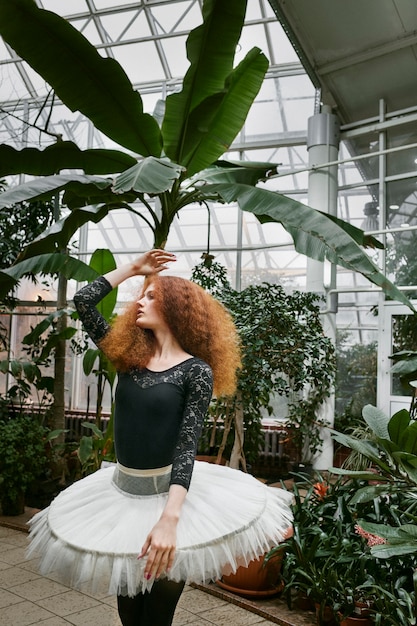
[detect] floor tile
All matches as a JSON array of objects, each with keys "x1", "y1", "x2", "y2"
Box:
[
  {"x1": 64, "y1": 603, "x2": 120, "y2": 626},
  {"x1": 0, "y1": 599, "x2": 54, "y2": 626},
  {"x1": 35, "y1": 618, "x2": 73, "y2": 626},
  {"x1": 0, "y1": 565, "x2": 41, "y2": 588},
  {"x1": 0, "y1": 545, "x2": 29, "y2": 565},
  {"x1": 37, "y1": 589, "x2": 101, "y2": 617},
  {"x1": 10, "y1": 577, "x2": 70, "y2": 601},
  {"x1": 196, "y1": 602, "x2": 266, "y2": 625},
  {"x1": 0, "y1": 525, "x2": 311, "y2": 626},
  {"x1": 178, "y1": 587, "x2": 227, "y2": 612},
  {"x1": 0, "y1": 587, "x2": 23, "y2": 608}
]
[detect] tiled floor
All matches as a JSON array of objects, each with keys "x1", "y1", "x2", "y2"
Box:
[{"x1": 0, "y1": 525, "x2": 287, "y2": 626}]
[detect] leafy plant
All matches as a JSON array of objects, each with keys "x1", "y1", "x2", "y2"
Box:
[
  {"x1": 0, "y1": 415, "x2": 49, "y2": 514},
  {"x1": 192, "y1": 257, "x2": 335, "y2": 467},
  {"x1": 77, "y1": 421, "x2": 115, "y2": 476},
  {"x1": 76, "y1": 248, "x2": 118, "y2": 474},
  {"x1": 276, "y1": 472, "x2": 417, "y2": 624},
  {"x1": 0, "y1": 0, "x2": 412, "y2": 315}
]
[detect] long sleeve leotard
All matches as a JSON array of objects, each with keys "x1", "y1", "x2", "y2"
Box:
[{"x1": 73, "y1": 276, "x2": 213, "y2": 490}]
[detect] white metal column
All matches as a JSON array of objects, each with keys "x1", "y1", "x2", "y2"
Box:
[{"x1": 306, "y1": 104, "x2": 340, "y2": 470}]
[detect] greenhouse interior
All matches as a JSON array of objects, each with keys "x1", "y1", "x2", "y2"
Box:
[
  {"x1": 0, "y1": 0, "x2": 417, "y2": 458},
  {"x1": 1, "y1": 1, "x2": 417, "y2": 625}
]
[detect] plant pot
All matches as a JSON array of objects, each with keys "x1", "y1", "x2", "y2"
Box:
[
  {"x1": 339, "y1": 616, "x2": 373, "y2": 626},
  {"x1": 315, "y1": 603, "x2": 336, "y2": 625},
  {"x1": 217, "y1": 549, "x2": 284, "y2": 598},
  {"x1": 195, "y1": 455, "x2": 226, "y2": 465},
  {"x1": 1, "y1": 491, "x2": 25, "y2": 516}
]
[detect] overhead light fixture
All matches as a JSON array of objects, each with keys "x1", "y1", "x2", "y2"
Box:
[
  {"x1": 361, "y1": 201, "x2": 379, "y2": 231},
  {"x1": 389, "y1": 204, "x2": 399, "y2": 210}
]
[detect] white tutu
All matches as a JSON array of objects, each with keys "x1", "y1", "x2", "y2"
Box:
[{"x1": 27, "y1": 461, "x2": 293, "y2": 597}]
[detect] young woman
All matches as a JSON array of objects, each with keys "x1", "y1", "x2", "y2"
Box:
[{"x1": 27, "y1": 249, "x2": 293, "y2": 626}]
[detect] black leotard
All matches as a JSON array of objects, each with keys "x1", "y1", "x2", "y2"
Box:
[{"x1": 73, "y1": 276, "x2": 213, "y2": 489}]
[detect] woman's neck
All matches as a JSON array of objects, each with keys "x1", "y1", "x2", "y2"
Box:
[{"x1": 147, "y1": 331, "x2": 191, "y2": 371}]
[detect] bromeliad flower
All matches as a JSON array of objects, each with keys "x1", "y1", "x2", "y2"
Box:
[
  {"x1": 313, "y1": 481, "x2": 329, "y2": 501},
  {"x1": 355, "y1": 524, "x2": 387, "y2": 547}
]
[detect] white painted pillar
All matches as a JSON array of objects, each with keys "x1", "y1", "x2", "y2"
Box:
[{"x1": 306, "y1": 104, "x2": 340, "y2": 470}]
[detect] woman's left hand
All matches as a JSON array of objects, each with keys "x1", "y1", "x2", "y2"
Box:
[{"x1": 138, "y1": 517, "x2": 177, "y2": 580}]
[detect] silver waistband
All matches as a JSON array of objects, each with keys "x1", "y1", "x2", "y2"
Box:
[{"x1": 111, "y1": 462, "x2": 172, "y2": 496}]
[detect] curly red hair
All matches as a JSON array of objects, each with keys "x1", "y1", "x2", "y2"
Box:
[{"x1": 99, "y1": 275, "x2": 241, "y2": 397}]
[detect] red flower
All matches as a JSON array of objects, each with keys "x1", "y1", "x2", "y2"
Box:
[{"x1": 313, "y1": 482, "x2": 329, "y2": 501}]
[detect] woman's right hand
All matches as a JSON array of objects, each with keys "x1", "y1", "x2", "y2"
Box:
[
  {"x1": 102, "y1": 249, "x2": 176, "y2": 288},
  {"x1": 131, "y1": 249, "x2": 176, "y2": 276}
]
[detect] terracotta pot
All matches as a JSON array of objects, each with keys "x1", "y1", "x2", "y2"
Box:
[
  {"x1": 195, "y1": 455, "x2": 226, "y2": 465},
  {"x1": 217, "y1": 549, "x2": 284, "y2": 598},
  {"x1": 315, "y1": 603, "x2": 336, "y2": 625},
  {"x1": 340, "y1": 617, "x2": 373, "y2": 626}
]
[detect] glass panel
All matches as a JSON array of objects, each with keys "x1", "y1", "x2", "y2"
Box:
[{"x1": 391, "y1": 314, "x2": 417, "y2": 397}]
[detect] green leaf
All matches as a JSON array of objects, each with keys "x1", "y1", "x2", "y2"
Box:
[
  {"x1": 16, "y1": 203, "x2": 113, "y2": 262},
  {"x1": 388, "y1": 408, "x2": 411, "y2": 444},
  {"x1": 180, "y1": 47, "x2": 268, "y2": 176},
  {"x1": 81, "y1": 422, "x2": 103, "y2": 439},
  {"x1": 206, "y1": 183, "x2": 415, "y2": 311},
  {"x1": 324, "y1": 213, "x2": 384, "y2": 250},
  {"x1": 390, "y1": 357, "x2": 417, "y2": 377},
  {"x1": 350, "y1": 484, "x2": 397, "y2": 504},
  {"x1": 0, "y1": 143, "x2": 137, "y2": 177},
  {"x1": 112, "y1": 157, "x2": 185, "y2": 194},
  {"x1": 0, "y1": 174, "x2": 112, "y2": 209},
  {"x1": 399, "y1": 421, "x2": 417, "y2": 455},
  {"x1": 78, "y1": 436, "x2": 93, "y2": 465},
  {"x1": 22, "y1": 309, "x2": 73, "y2": 344},
  {"x1": 89, "y1": 249, "x2": 117, "y2": 320},
  {"x1": 361, "y1": 404, "x2": 390, "y2": 439},
  {"x1": 163, "y1": 0, "x2": 248, "y2": 164},
  {"x1": 0, "y1": 0, "x2": 162, "y2": 155},
  {"x1": 197, "y1": 160, "x2": 278, "y2": 185},
  {"x1": 371, "y1": 542, "x2": 417, "y2": 558},
  {"x1": 329, "y1": 467, "x2": 391, "y2": 481},
  {"x1": 0, "y1": 254, "x2": 98, "y2": 299},
  {"x1": 83, "y1": 349, "x2": 100, "y2": 377}
]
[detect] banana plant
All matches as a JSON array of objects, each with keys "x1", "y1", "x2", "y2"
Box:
[{"x1": 0, "y1": 0, "x2": 413, "y2": 310}]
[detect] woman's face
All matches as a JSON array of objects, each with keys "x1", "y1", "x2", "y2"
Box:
[{"x1": 136, "y1": 285, "x2": 164, "y2": 330}]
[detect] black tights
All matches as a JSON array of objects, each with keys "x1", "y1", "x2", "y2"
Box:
[{"x1": 117, "y1": 579, "x2": 186, "y2": 626}]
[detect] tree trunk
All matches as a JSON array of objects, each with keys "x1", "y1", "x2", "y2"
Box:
[
  {"x1": 229, "y1": 391, "x2": 247, "y2": 471},
  {"x1": 50, "y1": 269, "x2": 67, "y2": 480}
]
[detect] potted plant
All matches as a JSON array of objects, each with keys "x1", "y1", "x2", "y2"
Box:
[
  {"x1": 275, "y1": 469, "x2": 411, "y2": 626},
  {"x1": 0, "y1": 413, "x2": 49, "y2": 515},
  {"x1": 192, "y1": 256, "x2": 336, "y2": 470},
  {"x1": 216, "y1": 546, "x2": 286, "y2": 597}
]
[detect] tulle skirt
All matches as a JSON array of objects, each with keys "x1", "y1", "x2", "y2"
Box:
[{"x1": 27, "y1": 461, "x2": 293, "y2": 597}]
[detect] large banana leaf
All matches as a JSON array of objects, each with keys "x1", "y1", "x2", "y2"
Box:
[
  {"x1": 163, "y1": 0, "x2": 249, "y2": 165},
  {"x1": 0, "y1": 175, "x2": 112, "y2": 208},
  {"x1": 112, "y1": 157, "x2": 185, "y2": 194},
  {"x1": 0, "y1": 0, "x2": 161, "y2": 156},
  {"x1": 208, "y1": 182, "x2": 415, "y2": 310},
  {"x1": 15, "y1": 204, "x2": 114, "y2": 262},
  {"x1": 0, "y1": 254, "x2": 98, "y2": 299},
  {"x1": 0, "y1": 143, "x2": 136, "y2": 176},
  {"x1": 180, "y1": 48, "x2": 268, "y2": 176},
  {"x1": 197, "y1": 160, "x2": 279, "y2": 185}
]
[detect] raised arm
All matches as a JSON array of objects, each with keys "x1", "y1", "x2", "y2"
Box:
[
  {"x1": 102, "y1": 249, "x2": 177, "y2": 288},
  {"x1": 73, "y1": 249, "x2": 176, "y2": 345}
]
